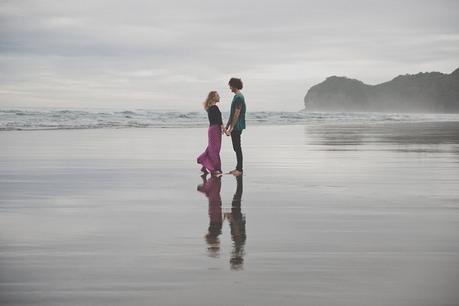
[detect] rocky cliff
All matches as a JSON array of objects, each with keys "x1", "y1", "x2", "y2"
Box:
[{"x1": 304, "y1": 68, "x2": 459, "y2": 113}]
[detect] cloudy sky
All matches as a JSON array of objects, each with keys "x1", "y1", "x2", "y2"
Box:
[{"x1": 0, "y1": 0, "x2": 458, "y2": 111}]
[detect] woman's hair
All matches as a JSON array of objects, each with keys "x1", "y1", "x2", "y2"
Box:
[
  {"x1": 203, "y1": 91, "x2": 218, "y2": 110},
  {"x1": 203, "y1": 90, "x2": 217, "y2": 110},
  {"x1": 228, "y1": 78, "x2": 243, "y2": 90}
]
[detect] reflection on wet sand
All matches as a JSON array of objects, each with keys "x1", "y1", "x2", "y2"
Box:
[
  {"x1": 226, "y1": 176, "x2": 246, "y2": 270},
  {"x1": 304, "y1": 124, "x2": 366, "y2": 146},
  {"x1": 197, "y1": 175, "x2": 222, "y2": 258},
  {"x1": 304, "y1": 121, "x2": 459, "y2": 153},
  {"x1": 197, "y1": 175, "x2": 246, "y2": 270}
]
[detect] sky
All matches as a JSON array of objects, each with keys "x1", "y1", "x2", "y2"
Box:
[{"x1": 0, "y1": 0, "x2": 458, "y2": 111}]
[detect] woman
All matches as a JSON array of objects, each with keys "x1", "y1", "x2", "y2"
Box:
[{"x1": 197, "y1": 91, "x2": 226, "y2": 176}]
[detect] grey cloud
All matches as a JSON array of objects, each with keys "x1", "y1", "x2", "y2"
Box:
[{"x1": 0, "y1": 0, "x2": 458, "y2": 111}]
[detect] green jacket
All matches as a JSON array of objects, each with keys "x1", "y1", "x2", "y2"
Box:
[{"x1": 228, "y1": 92, "x2": 246, "y2": 131}]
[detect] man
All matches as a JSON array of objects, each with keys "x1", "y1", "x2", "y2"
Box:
[{"x1": 225, "y1": 77, "x2": 246, "y2": 176}]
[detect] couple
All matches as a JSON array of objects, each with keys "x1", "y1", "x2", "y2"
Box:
[{"x1": 197, "y1": 78, "x2": 246, "y2": 177}]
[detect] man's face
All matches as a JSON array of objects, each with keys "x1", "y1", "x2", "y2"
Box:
[{"x1": 229, "y1": 86, "x2": 237, "y2": 93}]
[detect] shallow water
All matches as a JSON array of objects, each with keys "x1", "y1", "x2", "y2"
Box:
[{"x1": 1, "y1": 122, "x2": 458, "y2": 305}]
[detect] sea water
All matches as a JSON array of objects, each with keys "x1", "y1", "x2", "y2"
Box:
[{"x1": 1, "y1": 108, "x2": 459, "y2": 130}]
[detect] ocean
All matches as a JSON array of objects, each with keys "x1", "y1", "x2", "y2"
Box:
[{"x1": 1, "y1": 108, "x2": 459, "y2": 130}]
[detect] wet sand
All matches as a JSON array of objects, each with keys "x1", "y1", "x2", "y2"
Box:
[{"x1": 1, "y1": 122, "x2": 459, "y2": 305}]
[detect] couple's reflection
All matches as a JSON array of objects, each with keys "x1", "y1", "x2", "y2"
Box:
[{"x1": 197, "y1": 175, "x2": 246, "y2": 270}]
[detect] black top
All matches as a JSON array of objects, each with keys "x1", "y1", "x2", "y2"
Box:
[{"x1": 207, "y1": 105, "x2": 223, "y2": 126}]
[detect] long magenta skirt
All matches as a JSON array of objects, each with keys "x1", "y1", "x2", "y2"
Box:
[{"x1": 197, "y1": 124, "x2": 222, "y2": 172}]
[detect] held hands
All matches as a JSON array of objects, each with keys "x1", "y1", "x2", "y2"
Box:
[{"x1": 221, "y1": 125, "x2": 231, "y2": 136}]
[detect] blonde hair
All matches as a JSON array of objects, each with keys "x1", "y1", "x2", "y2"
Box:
[{"x1": 203, "y1": 91, "x2": 218, "y2": 110}]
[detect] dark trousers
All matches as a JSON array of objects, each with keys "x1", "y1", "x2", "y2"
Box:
[{"x1": 231, "y1": 130, "x2": 243, "y2": 171}]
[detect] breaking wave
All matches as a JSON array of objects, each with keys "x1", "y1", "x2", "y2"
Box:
[{"x1": 1, "y1": 108, "x2": 458, "y2": 131}]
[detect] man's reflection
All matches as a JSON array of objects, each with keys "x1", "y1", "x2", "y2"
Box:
[
  {"x1": 226, "y1": 175, "x2": 246, "y2": 270},
  {"x1": 197, "y1": 175, "x2": 246, "y2": 270},
  {"x1": 197, "y1": 174, "x2": 222, "y2": 258}
]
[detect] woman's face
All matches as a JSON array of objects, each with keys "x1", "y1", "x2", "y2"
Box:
[{"x1": 214, "y1": 93, "x2": 220, "y2": 103}]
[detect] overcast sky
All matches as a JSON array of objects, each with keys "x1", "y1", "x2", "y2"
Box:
[{"x1": 0, "y1": 0, "x2": 458, "y2": 111}]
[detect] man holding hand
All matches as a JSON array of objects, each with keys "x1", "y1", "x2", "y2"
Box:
[{"x1": 225, "y1": 78, "x2": 246, "y2": 177}]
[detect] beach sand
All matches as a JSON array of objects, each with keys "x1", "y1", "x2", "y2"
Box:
[{"x1": 1, "y1": 122, "x2": 459, "y2": 305}]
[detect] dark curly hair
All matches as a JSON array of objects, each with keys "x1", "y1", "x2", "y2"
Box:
[{"x1": 228, "y1": 78, "x2": 243, "y2": 90}]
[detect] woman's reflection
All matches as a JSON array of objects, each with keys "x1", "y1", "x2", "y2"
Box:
[
  {"x1": 197, "y1": 174, "x2": 223, "y2": 258},
  {"x1": 197, "y1": 174, "x2": 246, "y2": 270}
]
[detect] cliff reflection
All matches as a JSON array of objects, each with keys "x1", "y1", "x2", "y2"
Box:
[
  {"x1": 304, "y1": 124, "x2": 365, "y2": 147},
  {"x1": 197, "y1": 175, "x2": 246, "y2": 270},
  {"x1": 304, "y1": 121, "x2": 459, "y2": 149}
]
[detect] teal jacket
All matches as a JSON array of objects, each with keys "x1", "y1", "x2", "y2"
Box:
[{"x1": 227, "y1": 92, "x2": 246, "y2": 131}]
